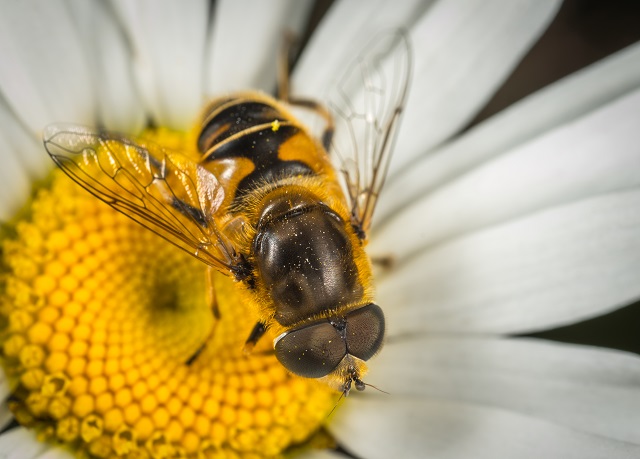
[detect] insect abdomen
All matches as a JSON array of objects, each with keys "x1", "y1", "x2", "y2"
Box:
[{"x1": 197, "y1": 93, "x2": 330, "y2": 206}]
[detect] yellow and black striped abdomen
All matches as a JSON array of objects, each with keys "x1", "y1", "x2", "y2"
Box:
[{"x1": 196, "y1": 92, "x2": 334, "y2": 209}]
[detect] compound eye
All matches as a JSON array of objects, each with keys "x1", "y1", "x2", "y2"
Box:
[
  {"x1": 345, "y1": 303, "x2": 385, "y2": 361},
  {"x1": 274, "y1": 321, "x2": 346, "y2": 378}
]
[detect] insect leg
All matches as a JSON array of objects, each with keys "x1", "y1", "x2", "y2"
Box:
[
  {"x1": 185, "y1": 268, "x2": 220, "y2": 365},
  {"x1": 243, "y1": 321, "x2": 268, "y2": 354},
  {"x1": 206, "y1": 267, "x2": 221, "y2": 319},
  {"x1": 371, "y1": 255, "x2": 395, "y2": 270},
  {"x1": 277, "y1": 30, "x2": 297, "y2": 103},
  {"x1": 185, "y1": 344, "x2": 205, "y2": 366},
  {"x1": 278, "y1": 32, "x2": 335, "y2": 150},
  {"x1": 0, "y1": 418, "x2": 19, "y2": 434},
  {"x1": 288, "y1": 98, "x2": 335, "y2": 151}
]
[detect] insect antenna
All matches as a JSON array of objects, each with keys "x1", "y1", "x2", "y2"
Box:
[
  {"x1": 361, "y1": 381, "x2": 390, "y2": 395},
  {"x1": 326, "y1": 392, "x2": 347, "y2": 419}
]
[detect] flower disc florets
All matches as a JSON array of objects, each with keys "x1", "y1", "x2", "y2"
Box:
[{"x1": 0, "y1": 129, "x2": 336, "y2": 458}]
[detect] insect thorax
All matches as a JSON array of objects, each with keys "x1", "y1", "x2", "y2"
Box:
[{"x1": 253, "y1": 189, "x2": 366, "y2": 327}]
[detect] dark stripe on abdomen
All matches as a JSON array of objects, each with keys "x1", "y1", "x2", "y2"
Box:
[
  {"x1": 198, "y1": 100, "x2": 281, "y2": 153},
  {"x1": 203, "y1": 124, "x2": 314, "y2": 202}
]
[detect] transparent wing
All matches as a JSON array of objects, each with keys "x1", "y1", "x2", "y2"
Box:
[
  {"x1": 327, "y1": 30, "x2": 412, "y2": 235},
  {"x1": 43, "y1": 124, "x2": 242, "y2": 276}
]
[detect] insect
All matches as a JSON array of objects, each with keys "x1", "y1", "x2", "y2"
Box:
[{"x1": 44, "y1": 31, "x2": 411, "y2": 397}]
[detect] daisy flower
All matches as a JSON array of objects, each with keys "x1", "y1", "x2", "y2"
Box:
[{"x1": 1, "y1": 1, "x2": 640, "y2": 458}]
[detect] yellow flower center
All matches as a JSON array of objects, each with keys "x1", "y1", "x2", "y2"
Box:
[{"x1": 0, "y1": 129, "x2": 337, "y2": 458}]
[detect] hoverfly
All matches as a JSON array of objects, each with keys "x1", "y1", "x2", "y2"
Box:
[{"x1": 44, "y1": 31, "x2": 411, "y2": 397}]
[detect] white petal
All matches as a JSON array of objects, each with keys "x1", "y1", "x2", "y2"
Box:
[
  {"x1": 0, "y1": 370, "x2": 8, "y2": 401},
  {"x1": 293, "y1": 0, "x2": 426, "y2": 96},
  {"x1": 0, "y1": 372, "x2": 12, "y2": 430},
  {"x1": 301, "y1": 451, "x2": 348, "y2": 459},
  {"x1": 67, "y1": 0, "x2": 145, "y2": 133},
  {"x1": 205, "y1": 0, "x2": 313, "y2": 94},
  {"x1": 378, "y1": 41, "x2": 640, "y2": 223},
  {"x1": 391, "y1": 0, "x2": 561, "y2": 177},
  {"x1": 0, "y1": 428, "x2": 48, "y2": 459},
  {"x1": 0, "y1": 0, "x2": 96, "y2": 134},
  {"x1": 369, "y1": 337, "x2": 640, "y2": 443},
  {"x1": 34, "y1": 448, "x2": 74, "y2": 459},
  {"x1": 0, "y1": 97, "x2": 48, "y2": 179},
  {"x1": 332, "y1": 397, "x2": 640, "y2": 459},
  {"x1": 0, "y1": 411, "x2": 12, "y2": 432},
  {"x1": 0, "y1": 128, "x2": 31, "y2": 220},
  {"x1": 294, "y1": 0, "x2": 561, "y2": 175},
  {"x1": 111, "y1": 0, "x2": 209, "y2": 129},
  {"x1": 372, "y1": 88, "x2": 640, "y2": 260},
  {"x1": 378, "y1": 189, "x2": 640, "y2": 334}
]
